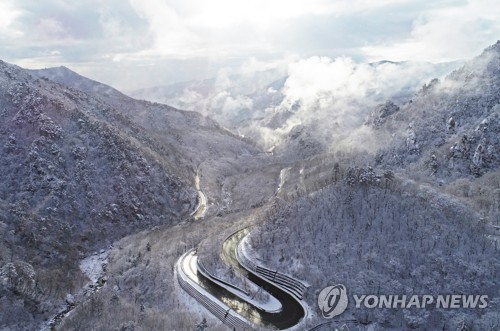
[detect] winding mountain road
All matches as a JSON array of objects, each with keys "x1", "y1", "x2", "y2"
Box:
[
  {"x1": 222, "y1": 228, "x2": 306, "y2": 328},
  {"x1": 178, "y1": 164, "x2": 308, "y2": 329},
  {"x1": 178, "y1": 228, "x2": 306, "y2": 330}
]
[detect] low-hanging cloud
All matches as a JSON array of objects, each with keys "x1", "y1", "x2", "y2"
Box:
[
  {"x1": 134, "y1": 54, "x2": 461, "y2": 154},
  {"x1": 243, "y1": 55, "x2": 461, "y2": 153},
  {"x1": 133, "y1": 58, "x2": 288, "y2": 124},
  {"x1": 279, "y1": 56, "x2": 451, "y2": 111}
]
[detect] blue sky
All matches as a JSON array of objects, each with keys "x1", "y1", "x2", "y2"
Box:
[{"x1": 1, "y1": 0, "x2": 498, "y2": 90}]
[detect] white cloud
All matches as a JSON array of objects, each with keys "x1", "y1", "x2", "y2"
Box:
[
  {"x1": 128, "y1": 0, "x2": 200, "y2": 56},
  {"x1": 362, "y1": 0, "x2": 500, "y2": 62},
  {"x1": 251, "y1": 55, "x2": 459, "y2": 151},
  {"x1": 222, "y1": 95, "x2": 253, "y2": 112},
  {"x1": 35, "y1": 18, "x2": 71, "y2": 42},
  {"x1": 180, "y1": 0, "x2": 332, "y2": 29},
  {"x1": 1, "y1": 0, "x2": 498, "y2": 91},
  {"x1": 0, "y1": 1, "x2": 23, "y2": 39},
  {"x1": 177, "y1": 0, "x2": 425, "y2": 29},
  {"x1": 123, "y1": 0, "x2": 434, "y2": 59},
  {"x1": 99, "y1": 14, "x2": 122, "y2": 38},
  {"x1": 283, "y1": 57, "x2": 366, "y2": 103}
]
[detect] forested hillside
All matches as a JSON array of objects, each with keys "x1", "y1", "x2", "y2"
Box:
[{"x1": 248, "y1": 168, "x2": 499, "y2": 329}]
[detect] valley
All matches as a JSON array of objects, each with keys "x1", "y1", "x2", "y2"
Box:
[{"x1": 0, "y1": 41, "x2": 499, "y2": 331}]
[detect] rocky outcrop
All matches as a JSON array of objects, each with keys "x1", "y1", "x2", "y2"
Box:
[
  {"x1": 274, "y1": 125, "x2": 324, "y2": 161},
  {"x1": 366, "y1": 100, "x2": 400, "y2": 128},
  {"x1": 446, "y1": 107, "x2": 499, "y2": 177}
]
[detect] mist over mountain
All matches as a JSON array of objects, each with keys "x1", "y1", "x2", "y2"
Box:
[
  {"x1": 1, "y1": 0, "x2": 499, "y2": 329},
  {"x1": 0, "y1": 38, "x2": 498, "y2": 331},
  {"x1": 247, "y1": 59, "x2": 464, "y2": 158},
  {"x1": 245, "y1": 41, "x2": 500, "y2": 329},
  {"x1": 129, "y1": 68, "x2": 287, "y2": 128},
  {"x1": 130, "y1": 58, "x2": 462, "y2": 155},
  {"x1": 371, "y1": 42, "x2": 500, "y2": 181}
]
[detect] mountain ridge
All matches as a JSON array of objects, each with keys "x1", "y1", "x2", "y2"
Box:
[{"x1": 0, "y1": 58, "x2": 258, "y2": 330}]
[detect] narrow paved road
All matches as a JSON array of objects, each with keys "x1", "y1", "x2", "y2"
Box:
[
  {"x1": 179, "y1": 229, "x2": 305, "y2": 329},
  {"x1": 180, "y1": 162, "x2": 306, "y2": 329},
  {"x1": 191, "y1": 171, "x2": 207, "y2": 220},
  {"x1": 222, "y1": 228, "x2": 306, "y2": 329},
  {"x1": 180, "y1": 250, "x2": 268, "y2": 328}
]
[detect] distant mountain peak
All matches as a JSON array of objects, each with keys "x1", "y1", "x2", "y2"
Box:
[{"x1": 485, "y1": 39, "x2": 500, "y2": 51}]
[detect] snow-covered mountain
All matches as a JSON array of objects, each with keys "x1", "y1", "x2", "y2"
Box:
[
  {"x1": 372, "y1": 41, "x2": 500, "y2": 180},
  {"x1": 30, "y1": 66, "x2": 259, "y2": 170},
  {"x1": 128, "y1": 60, "x2": 461, "y2": 154},
  {"x1": 250, "y1": 171, "x2": 498, "y2": 329},
  {"x1": 245, "y1": 42, "x2": 500, "y2": 330},
  {"x1": 0, "y1": 41, "x2": 498, "y2": 331},
  {"x1": 0, "y1": 60, "x2": 258, "y2": 330}
]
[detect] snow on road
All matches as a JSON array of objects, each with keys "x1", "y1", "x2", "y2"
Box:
[{"x1": 191, "y1": 172, "x2": 207, "y2": 220}]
